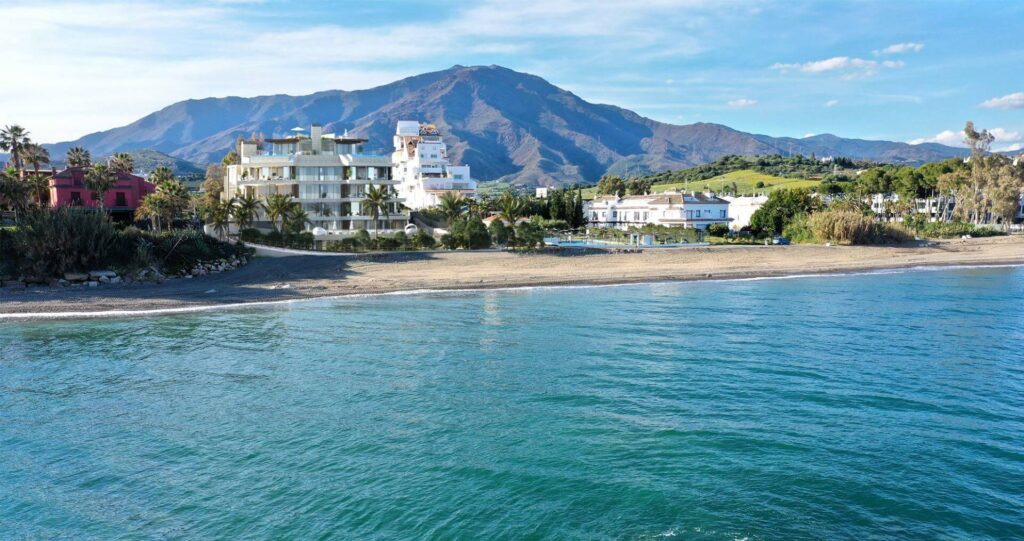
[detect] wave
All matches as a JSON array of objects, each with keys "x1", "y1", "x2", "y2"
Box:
[{"x1": 2, "y1": 263, "x2": 1021, "y2": 321}]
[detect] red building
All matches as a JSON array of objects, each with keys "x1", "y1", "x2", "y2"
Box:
[{"x1": 49, "y1": 167, "x2": 156, "y2": 219}]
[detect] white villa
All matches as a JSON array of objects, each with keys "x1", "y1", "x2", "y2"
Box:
[
  {"x1": 223, "y1": 124, "x2": 407, "y2": 237},
  {"x1": 586, "y1": 191, "x2": 731, "y2": 230},
  {"x1": 393, "y1": 121, "x2": 477, "y2": 209},
  {"x1": 722, "y1": 195, "x2": 768, "y2": 231}
]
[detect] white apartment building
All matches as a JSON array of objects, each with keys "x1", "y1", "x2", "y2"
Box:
[
  {"x1": 866, "y1": 193, "x2": 956, "y2": 222},
  {"x1": 722, "y1": 195, "x2": 768, "y2": 231},
  {"x1": 223, "y1": 124, "x2": 407, "y2": 237},
  {"x1": 586, "y1": 191, "x2": 731, "y2": 230},
  {"x1": 393, "y1": 121, "x2": 477, "y2": 209}
]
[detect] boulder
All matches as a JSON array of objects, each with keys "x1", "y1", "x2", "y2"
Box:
[
  {"x1": 64, "y1": 272, "x2": 89, "y2": 282},
  {"x1": 109, "y1": 276, "x2": 121, "y2": 284},
  {"x1": 98, "y1": 275, "x2": 110, "y2": 283},
  {"x1": 86, "y1": 281, "x2": 99, "y2": 287},
  {"x1": 89, "y1": 270, "x2": 117, "y2": 279}
]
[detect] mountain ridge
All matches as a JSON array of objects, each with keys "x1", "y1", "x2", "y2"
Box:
[{"x1": 43, "y1": 65, "x2": 969, "y2": 186}]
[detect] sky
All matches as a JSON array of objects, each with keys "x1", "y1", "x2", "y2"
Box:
[{"x1": 1, "y1": 0, "x2": 1022, "y2": 151}]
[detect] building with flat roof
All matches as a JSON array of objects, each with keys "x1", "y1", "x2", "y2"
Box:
[
  {"x1": 393, "y1": 121, "x2": 476, "y2": 209},
  {"x1": 586, "y1": 191, "x2": 731, "y2": 230},
  {"x1": 49, "y1": 166, "x2": 155, "y2": 220},
  {"x1": 223, "y1": 124, "x2": 407, "y2": 237}
]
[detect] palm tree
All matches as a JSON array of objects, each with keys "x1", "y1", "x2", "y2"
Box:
[
  {"x1": 149, "y1": 165, "x2": 175, "y2": 185},
  {"x1": 135, "y1": 193, "x2": 164, "y2": 231},
  {"x1": 66, "y1": 147, "x2": 91, "y2": 168},
  {"x1": 208, "y1": 199, "x2": 233, "y2": 239},
  {"x1": 285, "y1": 203, "x2": 312, "y2": 234},
  {"x1": 156, "y1": 178, "x2": 190, "y2": 227},
  {"x1": 0, "y1": 167, "x2": 31, "y2": 219},
  {"x1": 108, "y1": 152, "x2": 134, "y2": 174},
  {"x1": 84, "y1": 164, "x2": 118, "y2": 211},
  {"x1": 24, "y1": 173, "x2": 51, "y2": 207},
  {"x1": 21, "y1": 144, "x2": 51, "y2": 205},
  {"x1": 363, "y1": 183, "x2": 392, "y2": 238},
  {"x1": 497, "y1": 190, "x2": 523, "y2": 226},
  {"x1": 264, "y1": 193, "x2": 293, "y2": 233},
  {"x1": 0, "y1": 125, "x2": 31, "y2": 177},
  {"x1": 438, "y1": 191, "x2": 466, "y2": 225},
  {"x1": 22, "y1": 143, "x2": 49, "y2": 173},
  {"x1": 232, "y1": 191, "x2": 263, "y2": 230}
]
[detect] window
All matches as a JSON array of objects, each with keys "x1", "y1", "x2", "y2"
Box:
[
  {"x1": 720, "y1": 209, "x2": 726, "y2": 218},
  {"x1": 71, "y1": 192, "x2": 83, "y2": 205},
  {"x1": 115, "y1": 192, "x2": 127, "y2": 207}
]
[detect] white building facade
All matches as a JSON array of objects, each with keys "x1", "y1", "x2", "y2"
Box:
[
  {"x1": 223, "y1": 124, "x2": 407, "y2": 237},
  {"x1": 586, "y1": 192, "x2": 731, "y2": 230},
  {"x1": 722, "y1": 195, "x2": 768, "y2": 231},
  {"x1": 393, "y1": 121, "x2": 477, "y2": 209}
]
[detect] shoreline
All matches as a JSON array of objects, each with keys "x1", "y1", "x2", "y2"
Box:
[{"x1": 2, "y1": 236, "x2": 1022, "y2": 320}]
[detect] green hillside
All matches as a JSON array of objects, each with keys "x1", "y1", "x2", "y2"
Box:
[{"x1": 582, "y1": 170, "x2": 820, "y2": 199}]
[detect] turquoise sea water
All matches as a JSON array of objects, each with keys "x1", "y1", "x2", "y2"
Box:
[{"x1": 2, "y1": 266, "x2": 1023, "y2": 539}]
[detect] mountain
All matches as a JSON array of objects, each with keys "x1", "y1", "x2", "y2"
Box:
[
  {"x1": 97, "y1": 149, "x2": 204, "y2": 176},
  {"x1": 45, "y1": 65, "x2": 968, "y2": 187}
]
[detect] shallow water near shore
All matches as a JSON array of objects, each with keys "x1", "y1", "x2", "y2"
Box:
[{"x1": 2, "y1": 266, "x2": 1023, "y2": 539}]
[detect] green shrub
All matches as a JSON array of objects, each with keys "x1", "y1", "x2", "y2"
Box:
[
  {"x1": 391, "y1": 231, "x2": 410, "y2": 250},
  {"x1": 916, "y1": 221, "x2": 1005, "y2": 239},
  {"x1": 531, "y1": 216, "x2": 569, "y2": 230},
  {"x1": 353, "y1": 229, "x2": 371, "y2": 248},
  {"x1": 263, "y1": 230, "x2": 284, "y2": 246},
  {"x1": 789, "y1": 210, "x2": 914, "y2": 245},
  {"x1": 413, "y1": 230, "x2": 436, "y2": 249},
  {"x1": 11, "y1": 208, "x2": 118, "y2": 279},
  {"x1": 325, "y1": 238, "x2": 360, "y2": 252},
  {"x1": 782, "y1": 214, "x2": 815, "y2": 243},
  {"x1": 0, "y1": 227, "x2": 17, "y2": 277},
  {"x1": 440, "y1": 233, "x2": 457, "y2": 249},
  {"x1": 807, "y1": 210, "x2": 877, "y2": 244},
  {"x1": 447, "y1": 218, "x2": 491, "y2": 249},
  {"x1": 488, "y1": 220, "x2": 510, "y2": 245},
  {"x1": 706, "y1": 223, "x2": 730, "y2": 237},
  {"x1": 239, "y1": 228, "x2": 263, "y2": 243},
  {"x1": 514, "y1": 221, "x2": 546, "y2": 249}
]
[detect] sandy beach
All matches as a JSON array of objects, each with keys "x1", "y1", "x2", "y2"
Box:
[{"x1": 1, "y1": 236, "x2": 1022, "y2": 318}]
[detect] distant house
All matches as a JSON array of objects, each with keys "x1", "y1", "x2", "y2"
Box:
[
  {"x1": 50, "y1": 167, "x2": 156, "y2": 220},
  {"x1": 586, "y1": 191, "x2": 731, "y2": 230},
  {"x1": 722, "y1": 195, "x2": 768, "y2": 231},
  {"x1": 535, "y1": 187, "x2": 550, "y2": 199}
]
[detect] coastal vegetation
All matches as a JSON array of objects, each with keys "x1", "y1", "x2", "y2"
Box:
[{"x1": 0, "y1": 124, "x2": 250, "y2": 284}]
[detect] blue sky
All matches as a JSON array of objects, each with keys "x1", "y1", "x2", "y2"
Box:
[{"x1": 2, "y1": 0, "x2": 1022, "y2": 151}]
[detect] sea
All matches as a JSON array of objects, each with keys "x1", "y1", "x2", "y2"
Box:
[{"x1": 1, "y1": 266, "x2": 1022, "y2": 539}]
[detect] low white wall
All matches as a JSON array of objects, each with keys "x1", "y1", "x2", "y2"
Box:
[{"x1": 248, "y1": 243, "x2": 356, "y2": 257}]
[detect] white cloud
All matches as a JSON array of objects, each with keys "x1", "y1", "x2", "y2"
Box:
[
  {"x1": 873, "y1": 42, "x2": 924, "y2": 55},
  {"x1": 0, "y1": 0, "x2": 757, "y2": 142},
  {"x1": 980, "y1": 92, "x2": 1024, "y2": 110},
  {"x1": 727, "y1": 98, "x2": 757, "y2": 108},
  {"x1": 908, "y1": 127, "x2": 1023, "y2": 150},
  {"x1": 825, "y1": 100, "x2": 839, "y2": 108},
  {"x1": 771, "y1": 56, "x2": 903, "y2": 79},
  {"x1": 803, "y1": 133, "x2": 816, "y2": 138},
  {"x1": 908, "y1": 130, "x2": 964, "y2": 147}
]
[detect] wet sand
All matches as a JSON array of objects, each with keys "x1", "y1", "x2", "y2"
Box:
[{"x1": 2, "y1": 236, "x2": 1022, "y2": 318}]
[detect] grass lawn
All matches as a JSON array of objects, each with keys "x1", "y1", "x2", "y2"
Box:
[{"x1": 581, "y1": 170, "x2": 821, "y2": 199}]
